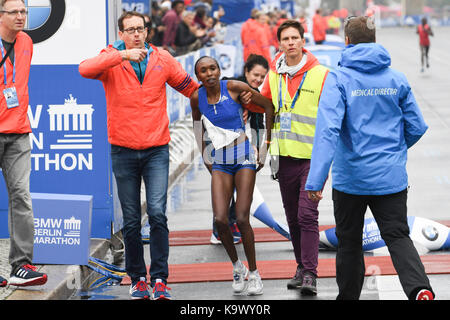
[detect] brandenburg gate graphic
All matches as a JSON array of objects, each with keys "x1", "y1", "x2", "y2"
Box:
[
  {"x1": 64, "y1": 216, "x2": 82, "y2": 230},
  {"x1": 47, "y1": 95, "x2": 94, "y2": 150},
  {"x1": 48, "y1": 94, "x2": 94, "y2": 131}
]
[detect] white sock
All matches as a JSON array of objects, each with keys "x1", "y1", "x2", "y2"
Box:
[
  {"x1": 249, "y1": 270, "x2": 260, "y2": 278},
  {"x1": 232, "y1": 259, "x2": 243, "y2": 270}
]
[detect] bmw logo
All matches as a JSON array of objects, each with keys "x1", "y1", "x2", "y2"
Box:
[
  {"x1": 218, "y1": 54, "x2": 231, "y2": 71},
  {"x1": 24, "y1": 0, "x2": 65, "y2": 44},
  {"x1": 422, "y1": 225, "x2": 439, "y2": 241}
]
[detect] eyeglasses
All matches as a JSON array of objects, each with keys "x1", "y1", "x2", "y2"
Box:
[
  {"x1": 123, "y1": 26, "x2": 146, "y2": 34},
  {"x1": 1, "y1": 10, "x2": 28, "y2": 16}
]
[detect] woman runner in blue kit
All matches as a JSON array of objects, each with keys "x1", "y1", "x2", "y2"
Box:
[{"x1": 190, "y1": 56, "x2": 274, "y2": 295}]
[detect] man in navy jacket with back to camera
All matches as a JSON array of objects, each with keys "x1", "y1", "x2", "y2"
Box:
[{"x1": 305, "y1": 16, "x2": 435, "y2": 300}]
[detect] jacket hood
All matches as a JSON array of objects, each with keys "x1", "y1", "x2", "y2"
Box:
[
  {"x1": 339, "y1": 43, "x2": 391, "y2": 73},
  {"x1": 271, "y1": 48, "x2": 319, "y2": 76}
]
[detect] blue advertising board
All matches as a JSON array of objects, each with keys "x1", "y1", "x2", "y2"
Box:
[
  {"x1": 122, "y1": 0, "x2": 150, "y2": 14},
  {"x1": 307, "y1": 45, "x2": 344, "y2": 69},
  {"x1": 32, "y1": 193, "x2": 92, "y2": 265},
  {"x1": 212, "y1": 0, "x2": 255, "y2": 24},
  {"x1": 0, "y1": 1, "x2": 113, "y2": 239},
  {"x1": 279, "y1": 0, "x2": 295, "y2": 16},
  {"x1": 26, "y1": 65, "x2": 112, "y2": 238}
]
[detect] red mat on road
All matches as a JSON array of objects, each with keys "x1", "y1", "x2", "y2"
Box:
[
  {"x1": 169, "y1": 225, "x2": 334, "y2": 246},
  {"x1": 121, "y1": 254, "x2": 450, "y2": 285}
]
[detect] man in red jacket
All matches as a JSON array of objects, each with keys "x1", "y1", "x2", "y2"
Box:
[
  {"x1": 162, "y1": 0, "x2": 185, "y2": 55},
  {"x1": 0, "y1": 0, "x2": 47, "y2": 288},
  {"x1": 312, "y1": 9, "x2": 327, "y2": 44},
  {"x1": 79, "y1": 11, "x2": 199, "y2": 300}
]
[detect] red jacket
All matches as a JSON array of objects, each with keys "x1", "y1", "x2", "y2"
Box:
[
  {"x1": 241, "y1": 19, "x2": 272, "y2": 63},
  {"x1": 79, "y1": 44, "x2": 199, "y2": 150},
  {"x1": 0, "y1": 31, "x2": 33, "y2": 134},
  {"x1": 312, "y1": 14, "x2": 327, "y2": 42},
  {"x1": 261, "y1": 49, "x2": 321, "y2": 100}
]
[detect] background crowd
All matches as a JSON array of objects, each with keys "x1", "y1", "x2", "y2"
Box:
[
  {"x1": 143, "y1": 0, "x2": 226, "y2": 56},
  {"x1": 139, "y1": 0, "x2": 351, "y2": 58}
]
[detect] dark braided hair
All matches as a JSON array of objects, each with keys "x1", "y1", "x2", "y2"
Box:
[{"x1": 194, "y1": 56, "x2": 220, "y2": 77}]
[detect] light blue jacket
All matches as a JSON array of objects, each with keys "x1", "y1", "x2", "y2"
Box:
[{"x1": 305, "y1": 43, "x2": 428, "y2": 195}]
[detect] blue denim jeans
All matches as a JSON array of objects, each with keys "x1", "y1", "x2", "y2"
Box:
[{"x1": 111, "y1": 144, "x2": 169, "y2": 285}]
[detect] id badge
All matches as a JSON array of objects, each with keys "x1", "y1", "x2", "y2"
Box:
[
  {"x1": 4, "y1": 87, "x2": 19, "y2": 109},
  {"x1": 280, "y1": 112, "x2": 292, "y2": 132}
]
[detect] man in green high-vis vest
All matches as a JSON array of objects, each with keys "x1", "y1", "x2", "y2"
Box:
[{"x1": 260, "y1": 19, "x2": 329, "y2": 296}]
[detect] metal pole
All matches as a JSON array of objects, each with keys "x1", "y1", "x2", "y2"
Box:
[{"x1": 108, "y1": 0, "x2": 122, "y2": 44}]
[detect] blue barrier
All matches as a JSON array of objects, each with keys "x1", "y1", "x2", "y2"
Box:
[{"x1": 319, "y1": 216, "x2": 450, "y2": 252}]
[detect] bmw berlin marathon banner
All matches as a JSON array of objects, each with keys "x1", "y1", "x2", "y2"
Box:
[{"x1": 0, "y1": 0, "x2": 115, "y2": 262}]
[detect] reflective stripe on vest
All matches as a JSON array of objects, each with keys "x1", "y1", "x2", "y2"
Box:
[{"x1": 268, "y1": 64, "x2": 328, "y2": 159}]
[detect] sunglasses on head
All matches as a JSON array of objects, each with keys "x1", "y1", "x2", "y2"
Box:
[{"x1": 344, "y1": 15, "x2": 357, "y2": 26}]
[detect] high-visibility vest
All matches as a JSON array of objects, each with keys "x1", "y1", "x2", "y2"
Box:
[{"x1": 268, "y1": 64, "x2": 329, "y2": 159}]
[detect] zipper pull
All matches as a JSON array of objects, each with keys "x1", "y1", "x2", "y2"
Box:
[{"x1": 214, "y1": 104, "x2": 217, "y2": 115}]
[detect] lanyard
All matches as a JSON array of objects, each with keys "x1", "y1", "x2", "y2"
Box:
[
  {"x1": 146, "y1": 45, "x2": 152, "y2": 61},
  {"x1": 0, "y1": 37, "x2": 15, "y2": 85},
  {"x1": 278, "y1": 71, "x2": 307, "y2": 112}
]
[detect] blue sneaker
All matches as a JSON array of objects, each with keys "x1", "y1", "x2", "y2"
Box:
[
  {"x1": 129, "y1": 278, "x2": 150, "y2": 300},
  {"x1": 152, "y1": 279, "x2": 172, "y2": 300},
  {"x1": 230, "y1": 223, "x2": 242, "y2": 244},
  {"x1": 9, "y1": 264, "x2": 47, "y2": 287},
  {"x1": 210, "y1": 223, "x2": 241, "y2": 245},
  {"x1": 210, "y1": 230, "x2": 221, "y2": 244},
  {"x1": 0, "y1": 275, "x2": 7, "y2": 287}
]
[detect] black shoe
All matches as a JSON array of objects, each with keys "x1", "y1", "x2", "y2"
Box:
[
  {"x1": 9, "y1": 265, "x2": 47, "y2": 287},
  {"x1": 287, "y1": 265, "x2": 303, "y2": 289},
  {"x1": 300, "y1": 271, "x2": 317, "y2": 296}
]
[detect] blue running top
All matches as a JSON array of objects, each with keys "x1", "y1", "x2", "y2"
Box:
[{"x1": 198, "y1": 80, "x2": 245, "y2": 132}]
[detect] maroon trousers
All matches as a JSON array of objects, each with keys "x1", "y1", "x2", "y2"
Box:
[{"x1": 278, "y1": 156, "x2": 320, "y2": 276}]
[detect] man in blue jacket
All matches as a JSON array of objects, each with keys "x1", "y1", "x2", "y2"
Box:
[{"x1": 305, "y1": 16, "x2": 435, "y2": 300}]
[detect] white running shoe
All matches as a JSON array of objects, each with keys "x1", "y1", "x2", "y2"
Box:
[
  {"x1": 247, "y1": 272, "x2": 263, "y2": 296},
  {"x1": 232, "y1": 262, "x2": 248, "y2": 294},
  {"x1": 210, "y1": 232, "x2": 221, "y2": 245}
]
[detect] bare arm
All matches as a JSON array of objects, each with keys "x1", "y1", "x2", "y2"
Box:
[
  {"x1": 227, "y1": 80, "x2": 273, "y2": 141},
  {"x1": 190, "y1": 90, "x2": 212, "y2": 173},
  {"x1": 227, "y1": 80, "x2": 274, "y2": 170}
]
